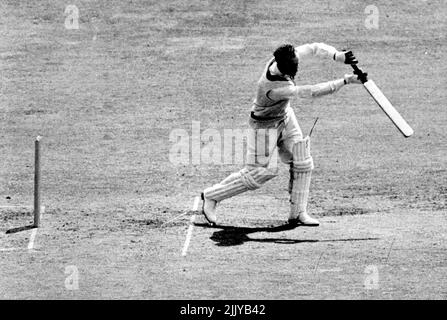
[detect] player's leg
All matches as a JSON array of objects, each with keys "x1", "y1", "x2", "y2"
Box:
[
  {"x1": 289, "y1": 136, "x2": 319, "y2": 225},
  {"x1": 205, "y1": 166, "x2": 278, "y2": 199},
  {"x1": 277, "y1": 107, "x2": 302, "y2": 195},
  {"x1": 201, "y1": 126, "x2": 280, "y2": 225},
  {"x1": 278, "y1": 108, "x2": 319, "y2": 226}
]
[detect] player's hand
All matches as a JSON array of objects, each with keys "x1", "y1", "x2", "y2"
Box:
[
  {"x1": 335, "y1": 50, "x2": 358, "y2": 64},
  {"x1": 353, "y1": 67, "x2": 368, "y2": 83},
  {"x1": 344, "y1": 73, "x2": 366, "y2": 84}
]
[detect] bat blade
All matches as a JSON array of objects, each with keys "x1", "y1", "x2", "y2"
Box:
[{"x1": 363, "y1": 80, "x2": 414, "y2": 138}]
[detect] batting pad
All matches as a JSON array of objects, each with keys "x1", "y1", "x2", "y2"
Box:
[
  {"x1": 289, "y1": 136, "x2": 314, "y2": 219},
  {"x1": 204, "y1": 166, "x2": 277, "y2": 202}
]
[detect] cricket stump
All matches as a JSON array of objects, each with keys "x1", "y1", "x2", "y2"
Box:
[{"x1": 33, "y1": 136, "x2": 41, "y2": 227}]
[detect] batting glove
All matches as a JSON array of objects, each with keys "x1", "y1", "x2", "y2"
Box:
[
  {"x1": 334, "y1": 50, "x2": 358, "y2": 64},
  {"x1": 353, "y1": 67, "x2": 368, "y2": 83}
]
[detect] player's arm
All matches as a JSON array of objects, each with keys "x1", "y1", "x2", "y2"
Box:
[
  {"x1": 268, "y1": 74, "x2": 362, "y2": 100},
  {"x1": 295, "y1": 42, "x2": 358, "y2": 64}
]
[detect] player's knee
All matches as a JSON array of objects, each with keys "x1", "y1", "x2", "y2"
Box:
[
  {"x1": 241, "y1": 166, "x2": 277, "y2": 190},
  {"x1": 292, "y1": 136, "x2": 314, "y2": 173},
  {"x1": 279, "y1": 153, "x2": 292, "y2": 165},
  {"x1": 278, "y1": 135, "x2": 302, "y2": 164}
]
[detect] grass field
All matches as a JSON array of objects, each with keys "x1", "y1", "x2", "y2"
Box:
[{"x1": 1, "y1": 0, "x2": 446, "y2": 299}]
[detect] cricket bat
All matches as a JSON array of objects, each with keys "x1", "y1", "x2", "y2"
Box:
[{"x1": 352, "y1": 64, "x2": 414, "y2": 138}]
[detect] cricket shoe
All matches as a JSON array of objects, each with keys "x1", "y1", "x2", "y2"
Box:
[
  {"x1": 288, "y1": 211, "x2": 319, "y2": 226},
  {"x1": 201, "y1": 192, "x2": 217, "y2": 226}
]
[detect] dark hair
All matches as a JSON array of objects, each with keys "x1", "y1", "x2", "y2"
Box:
[{"x1": 273, "y1": 44, "x2": 298, "y2": 79}]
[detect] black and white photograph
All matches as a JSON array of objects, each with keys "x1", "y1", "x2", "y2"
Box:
[{"x1": 1, "y1": 0, "x2": 445, "y2": 305}]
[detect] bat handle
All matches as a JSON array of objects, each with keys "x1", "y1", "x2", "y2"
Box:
[
  {"x1": 350, "y1": 63, "x2": 368, "y2": 84},
  {"x1": 351, "y1": 64, "x2": 360, "y2": 73}
]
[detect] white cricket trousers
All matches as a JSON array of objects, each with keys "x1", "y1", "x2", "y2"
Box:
[{"x1": 204, "y1": 107, "x2": 304, "y2": 202}]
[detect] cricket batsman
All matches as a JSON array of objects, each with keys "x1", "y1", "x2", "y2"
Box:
[{"x1": 201, "y1": 43, "x2": 365, "y2": 226}]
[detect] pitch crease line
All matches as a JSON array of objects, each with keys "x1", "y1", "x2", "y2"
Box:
[
  {"x1": 28, "y1": 229, "x2": 38, "y2": 250},
  {"x1": 28, "y1": 210, "x2": 43, "y2": 251},
  {"x1": 181, "y1": 196, "x2": 200, "y2": 256}
]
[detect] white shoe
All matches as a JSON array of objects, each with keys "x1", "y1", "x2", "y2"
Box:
[
  {"x1": 201, "y1": 192, "x2": 217, "y2": 226},
  {"x1": 288, "y1": 211, "x2": 319, "y2": 226}
]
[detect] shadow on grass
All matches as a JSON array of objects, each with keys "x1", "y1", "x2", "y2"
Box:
[
  {"x1": 6, "y1": 224, "x2": 36, "y2": 234},
  {"x1": 195, "y1": 223, "x2": 380, "y2": 247}
]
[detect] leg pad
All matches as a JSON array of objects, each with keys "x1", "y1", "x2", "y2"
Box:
[
  {"x1": 204, "y1": 166, "x2": 277, "y2": 202},
  {"x1": 290, "y1": 136, "x2": 313, "y2": 219}
]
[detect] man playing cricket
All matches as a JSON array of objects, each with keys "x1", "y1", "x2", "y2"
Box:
[{"x1": 201, "y1": 43, "x2": 364, "y2": 226}]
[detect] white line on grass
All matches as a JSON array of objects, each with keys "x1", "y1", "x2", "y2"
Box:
[
  {"x1": 27, "y1": 228, "x2": 38, "y2": 250},
  {"x1": 161, "y1": 200, "x2": 196, "y2": 227},
  {"x1": 0, "y1": 206, "x2": 45, "y2": 252},
  {"x1": 0, "y1": 205, "x2": 46, "y2": 209},
  {"x1": 28, "y1": 208, "x2": 44, "y2": 251},
  {"x1": 0, "y1": 205, "x2": 45, "y2": 213},
  {"x1": 181, "y1": 196, "x2": 200, "y2": 257},
  {"x1": 319, "y1": 268, "x2": 343, "y2": 273},
  {"x1": 161, "y1": 212, "x2": 189, "y2": 227}
]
